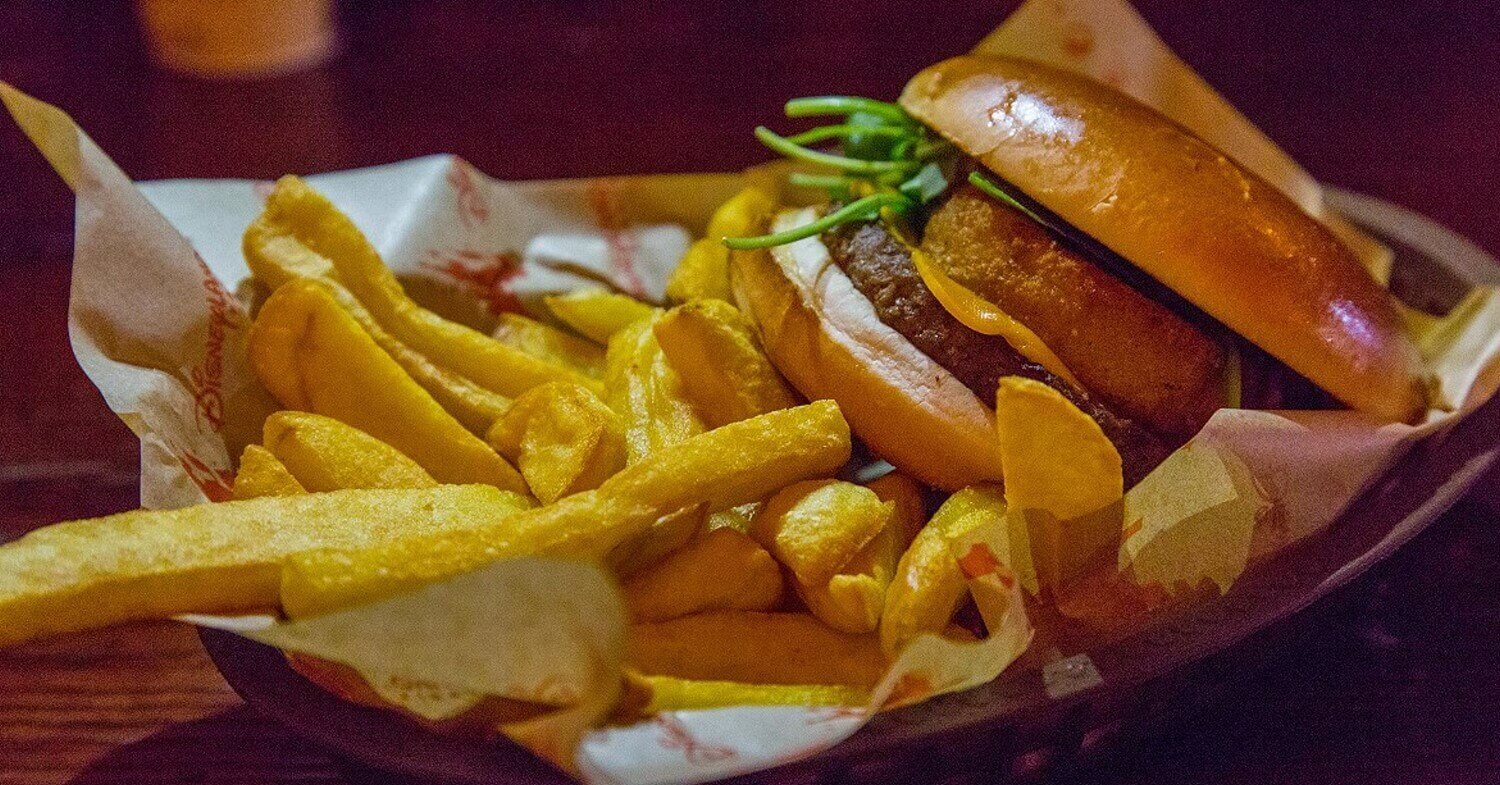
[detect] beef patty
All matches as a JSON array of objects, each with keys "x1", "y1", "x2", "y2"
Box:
[{"x1": 823, "y1": 221, "x2": 1175, "y2": 485}]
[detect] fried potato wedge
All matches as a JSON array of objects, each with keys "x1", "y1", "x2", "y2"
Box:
[
  {"x1": 263, "y1": 411, "x2": 436, "y2": 491},
  {"x1": 280, "y1": 400, "x2": 852, "y2": 617},
  {"x1": 604, "y1": 315, "x2": 706, "y2": 464},
  {"x1": 639, "y1": 675, "x2": 865, "y2": 713},
  {"x1": 867, "y1": 472, "x2": 927, "y2": 550},
  {"x1": 0, "y1": 485, "x2": 530, "y2": 646},
  {"x1": 622, "y1": 527, "x2": 783, "y2": 622},
  {"x1": 606, "y1": 503, "x2": 706, "y2": 578},
  {"x1": 665, "y1": 187, "x2": 776, "y2": 303},
  {"x1": 751, "y1": 480, "x2": 891, "y2": 585},
  {"x1": 250, "y1": 176, "x2": 596, "y2": 397},
  {"x1": 486, "y1": 381, "x2": 626, "y2": 504},
  {"x1": 879, "y1": 485, "x2": 1005, "y2": 656},
  {"x1": 491, "y1": 313, "x2": 606, "y2": 379},
  {"x1": 996, "y1": 376, "x2": 1123, "y2": 594},
  {"x1": 628, "y1": 611, "x2": 887, "y2": 688},
  {"x1": 653, "y1": 299, "x2": 799, "y2": 427},
  {"x1": 545, "y1": 289, "x2": 658, "y2": 345},
  {"x1": 249, "y1": 278, "x2": 525, "y2": 492},
  {"x1": 233, "y1": 444, "x2": 306, "y2": 500}
]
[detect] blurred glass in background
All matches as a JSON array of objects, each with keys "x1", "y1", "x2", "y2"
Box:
[{"x1": 135, "y1": 0, "x2": 338, "y2": 78}]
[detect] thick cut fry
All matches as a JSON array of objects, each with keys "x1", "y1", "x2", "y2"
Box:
[
  {"x1": 880, "y1": 485, "x2": 1006, "y2": 656},
  {"x1": 996, "y1": 376, "x2": 1124, "y2": 593},
  {"x1": 665, "y1": 187, "x2": 776, "y2": 303},
  {"x1": 622, "y1": 527, "x2": 783, "y2": 622},
  {"x1": 491, "y1": 313, "x2": 606, "y2": 379},
  {"x1": 263, "y1": 411, "x2": 436, "y2": 492},
  {"x1": 628, "y1": 611, "x2": 887, "y2": 688},
  {"x1": 242, "y1": 232, "x2": 511, "y2": 436},
  {"x1": 249, "y1": 278, "x2": 525, "y2": 492},
  {"x1": 653, "y1": 299, "x2": 800, "y2": 427},
  {"x1": 640, "y1": 675, "x2": 865, "y2": 713},
  {"x1": 486, "y1": 381, "x2": 626, "y2": 504},
  {"x1": 280, "y1": 401, "x2": 852, "y2": 617},
  {"x1": 545, "y1": 289, "x2": 658, "y2": 345},
  {"x1": 249, "y1": 176, "x2": 596, "y2": 397},
  {"x1": 0, "y1": 485, "x2": 531, "y2": 646},
  {"x1": 607, "y1": 503, "x2": 706, "y2": 578},
  {"x1": 604, "y1": 315, "x2": 706, "y2": 464},
  {"x1": 867, "y1": 472, "x2": 928, "y2": 550},
  {"x1": 751, "y1": 480, "x2": 891, "y2": 585},
  {"x1": 233, "y1": 444, "x2": 306, "y2": 499}
]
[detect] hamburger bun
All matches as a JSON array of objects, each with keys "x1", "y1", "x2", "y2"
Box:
[{"x1": 900, "y1": 55, "x2": 1429, "y2": 423}]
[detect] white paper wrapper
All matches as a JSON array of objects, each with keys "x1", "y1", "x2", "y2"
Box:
[{"x1": 5, "y1": 0, "x2": 1500, "y2": 781}]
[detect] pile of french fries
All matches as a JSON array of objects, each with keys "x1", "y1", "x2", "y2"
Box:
[{"x1": 0, "y1": 174, "x2": 1128, "y2": 719}]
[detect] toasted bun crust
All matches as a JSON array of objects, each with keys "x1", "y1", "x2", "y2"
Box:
[
  {"x1": 901, "y1": 55, "x2": 1428, "y2": 423},
  {"x1": 730, "y1": 208, "x2": 1002, "y2": 491}
]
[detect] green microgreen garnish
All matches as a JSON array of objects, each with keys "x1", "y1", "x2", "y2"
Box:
[
  {"x1": 724, "y1": 97, "x2": 955, "y2": 249},
  {"x1": 723, "y1": 193, "x2": 910, "y2": 250},
  {"x1": 967, "y1": 171, "x2": 1049, "y2": 226}
]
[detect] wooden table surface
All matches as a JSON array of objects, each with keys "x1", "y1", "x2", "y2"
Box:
[{"x1": 2, "y1": 1, "x2": 1497, "y2": 783}]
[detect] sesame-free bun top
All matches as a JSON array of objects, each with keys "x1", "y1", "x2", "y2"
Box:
[{"x1": 900, "y1": 55, "x2": 1428, "y2": 423}]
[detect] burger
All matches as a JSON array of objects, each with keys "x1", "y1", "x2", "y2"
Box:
[{"x1": 725, "y1": 55, "x2": 1429, "y2": 491}]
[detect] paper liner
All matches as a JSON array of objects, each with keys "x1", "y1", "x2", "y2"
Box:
[{"x1": 6, "y1": 0, "x2": 1500, "y2": 781}]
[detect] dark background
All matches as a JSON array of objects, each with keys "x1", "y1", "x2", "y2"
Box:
[{"x1": 1, "y1": 1, "x2": 1498, "y2": 783}]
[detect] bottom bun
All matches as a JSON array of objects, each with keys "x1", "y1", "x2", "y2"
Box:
[{"x1": 730, "y1": 208, "x2": 1002, "y2": 491}]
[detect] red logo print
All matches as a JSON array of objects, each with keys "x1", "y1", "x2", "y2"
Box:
[
  {"x1": 653, "y1": 714, "x2": 737, "y2": 766},
  {"x1": 585, "y1": 179, "x2": 648, "y2": 298},
  {"x1": 448, "y1": 159, "x2": 490, "y2": 230},
  {"x1": 421, "y1": 248, "x2": 525, "y2": 316},
  {"x1": 188, "y1": 254, "x2": 246, "y2": 433},
  {"x1": 176, "y1": 447, "x2": 235, "y2": 502},
  {"x1": 957, "y1": 543, "x2": 1001, "y2": 580},
  {"x1": 881, "y1": 672, "x2": 934, "y2": 709}
]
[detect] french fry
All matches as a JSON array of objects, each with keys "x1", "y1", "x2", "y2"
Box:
[
  {"x1": 639, "y1": 675, "x2": 865, "y2": 713},
  {"x1": 486, "y1": 381, "x2": 626, "y2": 504},
  {"x1": 867, "y1": 472, "x2": 927, "y2": 550},
  {"x1": 750, "y1": 480, "x2": 891, "y2": 585},
  {"x1": 545, "y1": 289, "x2": 658, "y2": 345},
  {"x1": 607, "y1": 503, "x2": 707, "y2": 578},
  {"x1": 995, "y1": 376, "x2": 1123, "y2": 593},
  {"x1": 653, "y1": 299, "x2": 799, "y2": 427},
  {"x1": 248, "y1": 278, "x2": 526, "y2": 492},
  {"x1": 0, "y1": 485, "x2": 531, "y2": 646},
  {"x1": 263, "y1": 411, "x2": 436, "y2": 491},
  {"x1": 665, "y1": 187, "x2": 776, "y2": 303},
  {"x1": 879, "y1": 485, "x2": 1005, "y2": 657},
  {"x1": 249, "y1": 176, "x2": 597, "y2": 397},
  {"x1": 622, "y1": 527, "x2": 783, "y2": 622},
  {"x1": 627, "y1": 611, "x2": 887, "y2": 688},
  {"x1": 233, "y1": 444, "x2": 306, "y2": 499},
  {"x1": 491, "y1": 313, "x2": 606, "y2": 379},
  {"x1": 241, "y1": 225, "x2": 511, "y2": 436},
  {"x1": 280, "y1": 400, "x2": 852, "y2": 618},
  {"x1": 604, "y1": 314, "x2": 706, "y2": 464}
]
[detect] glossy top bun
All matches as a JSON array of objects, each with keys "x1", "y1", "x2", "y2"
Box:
[{"x1": 901, "y1": 55, "x2": 1428, "y2": 422}]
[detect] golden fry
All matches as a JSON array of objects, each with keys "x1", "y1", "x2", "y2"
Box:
[
  {"x1": 622, "y1": 527, "x2": 783, "y2": 622},
  {"x1": 879, "y1": 485, "x2": 1006, "y2": 656},
  {"x1": 545, "y1": 289, "x2": 658, "y2": 345},
  {"x1": 606, "y1": 503, "x2": 706, "y2": 578},
  {"x1": 604, "y1": 315, "x2": 706, "y2": 464},
  {"x1": 249, "y1": 176, "x2": 596, "y2": 397},
  {"x1": 486, "y1": 381, "x2": 626, "y2": 503},
  {"x1": 665, "y1": 187, "x2": 776, "y2": 303},
  {"x1": 491, "y1": 313, "x2": 606, "y2": 379},
  {"x1": 280, "y1": 401, "x2": 852, "y2": 618},
  {"x1": 233, "y1": 444, "x2": 306, "y2": 500},
  {"x1": 653, "y1": 299, "x2": 799, "y2": 427},
  {"x1": 263, "y1": 410, "x2": 436, "y2": 492},
  {"x1": 628, "y1": 611, "x2": 887, "y2": 688},
  {"x1": 0, "y1": 485, "x2": 531, "y2": 646},
  {"x1": 867, "y1": 472, "x2": 927, "y2": 550},
  {"x1": 996, "y1": 376, "x2": 1123, "y2": 593},
  {"x1": 640, "y1": 675, "x2": 864, "y2": 714},
  {"x1": 750, "y1": 480, "x2": 891, "y2": 585},
  {"x1": 249, "y1": 278, "x2": 525, "y2": 492}
]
